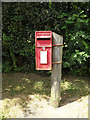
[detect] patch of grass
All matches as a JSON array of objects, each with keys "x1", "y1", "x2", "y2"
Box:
[
  {"x1": 61, "y1": 75, "x2": 88, "y2": 103},
  {"x1": 2, "y1": 73, "x2": 51, "y2": 99}
]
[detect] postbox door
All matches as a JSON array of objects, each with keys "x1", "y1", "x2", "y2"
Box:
[{"x1": 35, "y1": 31, "x2": 52, "y2": 70}]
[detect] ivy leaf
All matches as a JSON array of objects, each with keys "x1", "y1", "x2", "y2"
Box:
[
  {"x1": 61, "y1": 26, "x2": 67, "y2": 29},
  {"x1": 58, "y1": 13, "x2": 67, "y2": 18}
]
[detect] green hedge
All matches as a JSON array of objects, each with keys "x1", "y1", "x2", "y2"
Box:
[{"x1": 2, "y1": 2, "x2": 90, "y2": 75}]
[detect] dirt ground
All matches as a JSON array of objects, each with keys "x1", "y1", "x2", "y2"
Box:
[
  {"x1": 0, "y1": 95, "x2": 88, "y2": 118},
  {"x1": 24, "y1": 95, "x2": 88, "y2": 118},
  {"x1": 1, "y1": 73, "x2": 88, "y2": 118}
]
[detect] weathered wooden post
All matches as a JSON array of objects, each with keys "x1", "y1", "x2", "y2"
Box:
[{"x1": 51, "y1": 32, "x2": 63, "y2": 108}]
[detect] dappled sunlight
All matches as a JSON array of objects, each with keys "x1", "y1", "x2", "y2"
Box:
[
  {"x1": 0, "y1": 98, "x2": 24, "y2": 118},
  {"x1": 22, "y1": 78, "x2": 31, "y2": 83},
  {"x1": 60, "y1": 76, "x2": 88, "y2": 106},
  {"x1": 34, "y1": 81, "x2": 43, "y2": 91},
  {"x1": 0, "y1": 95, "x2": 88, "y2": 118},
  {"x1": 74, "y1": 79, "x2": 81, "y2": 82},
  {"x1": 5, "y1": 88, "x2": 10, "y2": 92},
  {"x1": 61, "y1": 81, "x2": 72, "y2": 91},
  {"x1": 2, "y1": 73, "x2": 88, "y2": 100},
  {"x1": 0, "y1": 94, "x2": 51, "y2": 118},
  {"x1": 2, "y1": 73, "x2": 51, "y2": 99},
  {"x1": 1, "y1": 73, "x2": 88, "y2": 118},
  {"x1": 14, "y1": 85, "x2": 25, "y2": 91}
]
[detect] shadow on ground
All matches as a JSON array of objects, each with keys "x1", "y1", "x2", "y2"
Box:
[{"x1": 2, "y1": 73, "x2": 88, "y2": 107}]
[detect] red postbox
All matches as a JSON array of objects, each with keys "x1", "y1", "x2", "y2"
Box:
[{"x1": 35, "y1": 31, "x2": 52, "y2": 70}]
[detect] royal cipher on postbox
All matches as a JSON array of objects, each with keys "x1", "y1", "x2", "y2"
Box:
[{"x1": 35, "y1": 31, "x2": 52, "y2": 70}]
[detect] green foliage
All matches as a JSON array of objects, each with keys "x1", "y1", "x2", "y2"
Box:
[{"x1": 2, "y1": 2, "x2": 90, "y2": 75}]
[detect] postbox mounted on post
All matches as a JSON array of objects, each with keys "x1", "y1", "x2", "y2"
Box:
[{"x1": 35, "y1": 31, "x2": 52, "y2": 70}]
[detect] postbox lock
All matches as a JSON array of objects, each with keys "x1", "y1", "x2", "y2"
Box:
[{"x1": 42, "y1": 47, "x2": 45, "y2": 50}]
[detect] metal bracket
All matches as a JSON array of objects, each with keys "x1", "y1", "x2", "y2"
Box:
[
  {"x1": 52, "y1": 62, "x2": 62, "y2": 64},
  {"x1": 36, "y1": 46, "x2": 52, "y2": 47},
  {"x1": 52, "y1": 44, "x2": 63, "y2": 46}
]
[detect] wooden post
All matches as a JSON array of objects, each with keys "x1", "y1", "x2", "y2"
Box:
[{"x1": 51, "y1": 32, "x2": 63, "y2": 108}]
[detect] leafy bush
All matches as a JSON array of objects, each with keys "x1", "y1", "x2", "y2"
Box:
[{"x1": 2, "y1": 2, "x2": 90, "y2": 75}]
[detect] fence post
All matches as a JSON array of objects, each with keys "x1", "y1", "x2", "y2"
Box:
[{"x1": 51, "y1": 32, "x2": 63, "y2": 108}]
